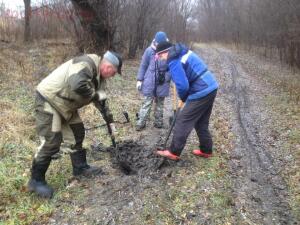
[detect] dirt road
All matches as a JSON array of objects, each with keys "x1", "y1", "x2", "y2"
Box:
[
  {"x1": 49, "y1": 45, "x2": 298, "y2": 225},
  {"x1": 200, "y1": 46, "x2": 298, "y2": 225}
]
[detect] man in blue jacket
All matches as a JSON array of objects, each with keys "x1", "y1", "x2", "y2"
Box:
[{"x1": 155, "y1": 42, "x2": 218, "y2": 161}]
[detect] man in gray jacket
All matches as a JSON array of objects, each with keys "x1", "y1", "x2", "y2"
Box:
[{"x1": 27, "y1": 51, "x2": 122, "y2": 198}]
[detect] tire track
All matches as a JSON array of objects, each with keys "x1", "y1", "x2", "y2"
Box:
[{"x1": 200, "y1": 47, "x2": 295, "y2": 225}]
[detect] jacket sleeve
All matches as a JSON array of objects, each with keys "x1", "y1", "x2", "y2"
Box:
[
  {"x1": 68, "y1": 67, "x2": 95, "y2": 98},
  {"x1": 168, "y1": 59, "x2": 189, "y2": 102},
  {"x1": 136, "y1": 48, "x2": 151, "y2": 81},
  {"x1": 93, "y1": 99, "x2": 114, "y2": 124}
]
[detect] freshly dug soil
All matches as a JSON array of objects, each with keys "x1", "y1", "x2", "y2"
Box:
[{"x1": 92, "y1": 140, "x2": 166, "y2": 175}]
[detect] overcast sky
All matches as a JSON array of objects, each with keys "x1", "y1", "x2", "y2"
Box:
[
  {"x1": 1, "y1": 0, "x2": 39, "y2": 11},
  {"x1": 1, "y1": 0, "x2": 24, "y2": 11}
]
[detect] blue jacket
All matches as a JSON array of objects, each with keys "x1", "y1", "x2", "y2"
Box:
[
  {"x1": 137, "y1": 43, "x2": 171, "y2": 97},
  {"x1": 167, "y1": 44, "x2": 218, "y2": 102}
]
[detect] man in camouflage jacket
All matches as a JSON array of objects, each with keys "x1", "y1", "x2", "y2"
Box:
[{"x1": 27, "y1": 51, "x2": 122, "y2": 198}]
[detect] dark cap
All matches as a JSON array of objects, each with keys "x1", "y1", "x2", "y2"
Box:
[
  {"x1": 154, "y1": 31, "x2": 169, "y2": 45},
  {"x1": 155, "y1": 41, "x2": 173, "y2": 55}
]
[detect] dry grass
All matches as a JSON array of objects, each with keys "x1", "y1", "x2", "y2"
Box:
[
  {"x1": 0, "y1": 40, "x2": 236, "y2": 224},
  {"x1": 2, "y1": 39, "x2": 298, "y2": 224},
  {"x1": 0, "y1": 40, "x2": 78, "y2": 224}
]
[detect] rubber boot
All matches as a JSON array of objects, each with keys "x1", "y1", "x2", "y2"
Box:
[
  {"x1": 27, "y1": 160, "x2": 54, "y2": 198},
  {"x1": 70, "y1": 150, "x2": 103, "y2": 177}
]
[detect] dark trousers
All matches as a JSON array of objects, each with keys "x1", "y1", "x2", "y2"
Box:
[
  {"x1": 34, "y1": 93, "x2": 85, "y2": 165},
  {"x1": 170, "y1": 90, "x2": 217, "y2": 156}
]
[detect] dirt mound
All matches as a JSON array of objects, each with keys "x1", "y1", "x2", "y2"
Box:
[{"x1": 92, "y1": 140, "x2": 166, "y2": 175}]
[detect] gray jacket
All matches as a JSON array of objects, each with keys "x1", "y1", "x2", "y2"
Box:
[{"x1": 136, "y1": 44, "x2": 171, "y2": 97}]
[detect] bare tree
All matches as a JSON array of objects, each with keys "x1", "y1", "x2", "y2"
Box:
[
  {"x1": 70, "y1": 0, "x2": 113, "y2": 54},
  {"x1": 121, "y1": 0, "x2": 169, "y2": 58},
  {"x1": 23, "y1": 0, "x2": 31, "y2": 42},
  {"x1": 194, "y1": 0, "x2": 300, "y2": 68}
]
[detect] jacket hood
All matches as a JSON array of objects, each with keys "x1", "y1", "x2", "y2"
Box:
[
  {"x1": 175, "y1": 43, "x2": 188, "y2": 55},
  {"x1": 168, "y1": 43, "x2": 188, "y2": 62}
]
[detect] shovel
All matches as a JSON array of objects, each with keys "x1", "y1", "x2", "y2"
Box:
[
  {"x1": 105, "y1": 120, "x2": 132, "y2": 174},
  {"x1": 105, "y1": 121, "x2": 117, "y2": 148},
  {"x1": 169, "y1": 84, "x2": 178, "y2": 126}
]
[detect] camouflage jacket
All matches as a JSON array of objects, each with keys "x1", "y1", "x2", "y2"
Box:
[{"x1": 37, "y1": 54, "x2": 113, "y2": 123}]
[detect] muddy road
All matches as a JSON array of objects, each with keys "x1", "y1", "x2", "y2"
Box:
[
  {"x1": 50, "y1": 46, "x2": 297, "y2": 225},
  {"x1": 200, "y1": 47, "x2": 297, "y2": 224}
]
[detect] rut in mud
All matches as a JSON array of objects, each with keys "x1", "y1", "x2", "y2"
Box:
[{"x1": 200, "y1": 47, "x2": 297, "y2": 224}]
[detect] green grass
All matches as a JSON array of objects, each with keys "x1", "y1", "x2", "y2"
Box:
[
  {"x1": 0, "y1": 42, "x2": 85, "y2": 225},
  {"x1": 0, "y1": 140, "x2": 86, "y2": 224},
  {"x1": 0, "y1": 44, "x2": 144, "y2": 224}
]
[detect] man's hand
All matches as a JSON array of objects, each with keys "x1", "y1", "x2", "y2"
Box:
[
  {"x1": 178, "y1": 100, "x2": 184, "y2": 109},
  {"x1": 109, "y1": 123, "x2": 117, "y2": 136},
  {"x1": 136, "y1": 81, "x2": 142, "y2": 91},
  {"x1": 93, "y1": 90, "x2": 107, "y2": 101}
]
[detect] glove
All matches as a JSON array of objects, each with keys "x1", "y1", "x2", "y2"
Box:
[
  {"x1": 109, "y1": 123, "x2": 117, "y2": 136},
  {"x1": 136, "y1": 81, "x2": 142, "y2": 91},
  {"x1": 93, "y1": 90, "x2": 107, "y2": 101}
]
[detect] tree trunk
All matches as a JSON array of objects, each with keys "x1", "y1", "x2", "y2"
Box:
[
  {"x1": 23, "y1": 0, "x2": 31, "y2": 42},
  {"x1": 70, "y1": 0, "x2": 110, "y2": 54}
]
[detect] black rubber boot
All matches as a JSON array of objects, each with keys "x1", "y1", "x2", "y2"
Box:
[
  {"x1": 27, "y1": 160, "x2": 54, "y2": 199},
  {"x1": 70, "y1": 150, "x2": 103, "y2": 177}
]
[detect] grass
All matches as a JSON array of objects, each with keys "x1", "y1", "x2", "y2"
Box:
[
  {"x1": 264, "y1": 94, "x2": 300, "y2": 220},
  {"x1": 0, "y1": 42, "x2": 145, "y2": 224},
  {"x1": 0, "y1": 41, "x2": 83, "y2": 224},
  {"x1": 139, "y1": 159, "x2": 234, "y2": 224},
  {"x1": 0, "y1": 40, "x2": 236, "y2": 224},
  {"x1": 1, "y1": 40, "x2": 298, "y2": 224},
  {"x1": 137, "y1": 105, "x2": 235, "y2": 224}
]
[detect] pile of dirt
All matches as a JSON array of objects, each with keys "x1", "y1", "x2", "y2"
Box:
[{"x1": 92, "y1": 140, "x2": 166, "y2": 175}]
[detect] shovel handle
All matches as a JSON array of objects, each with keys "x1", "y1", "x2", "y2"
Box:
[
  {"x1": 172, "y1": 84, "x2": 177, "y2": 111},
  {"x1": 163, "y1": 96, "x2": 184, "y2": 149},
  {"x1": 111, "y1": 135, "x2": 117, "y2": 147},
  {"x1": 173, "y1": 84, "x2": 184, "y2": 109},
  {"x1": 106, "y1": 122, "x2": 116, "y2": 147}
]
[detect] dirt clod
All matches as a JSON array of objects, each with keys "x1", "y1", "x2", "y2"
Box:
[{"x1": 93, "y1": 140, "x2": 166, "y2": 175}]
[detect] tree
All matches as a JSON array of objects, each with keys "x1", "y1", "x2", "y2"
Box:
[
  {"x1": 194, "y1": 0, "x2": 300, "y2": 68},
  {"x1": 23, "y1": 0, "x2": 31, "y2": 42},
  {"x1": 70, "y1": 0, "x2": 113, "y2": 54}
]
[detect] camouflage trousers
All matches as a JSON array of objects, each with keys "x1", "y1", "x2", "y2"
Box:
[
  {"x1": 34, "y1": 92, "x2": 85, "y2": 164},
  {"x1": 136, "y1": 96, "x2": 165, "y2": 127}
]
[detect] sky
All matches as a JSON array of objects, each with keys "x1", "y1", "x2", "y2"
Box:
[
  {"x1": 1, "y1": 0, "x2": 39, "y2": 11},
  {"x1": 1, "y1": 0, "x2": 25, "y2": 11}
]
